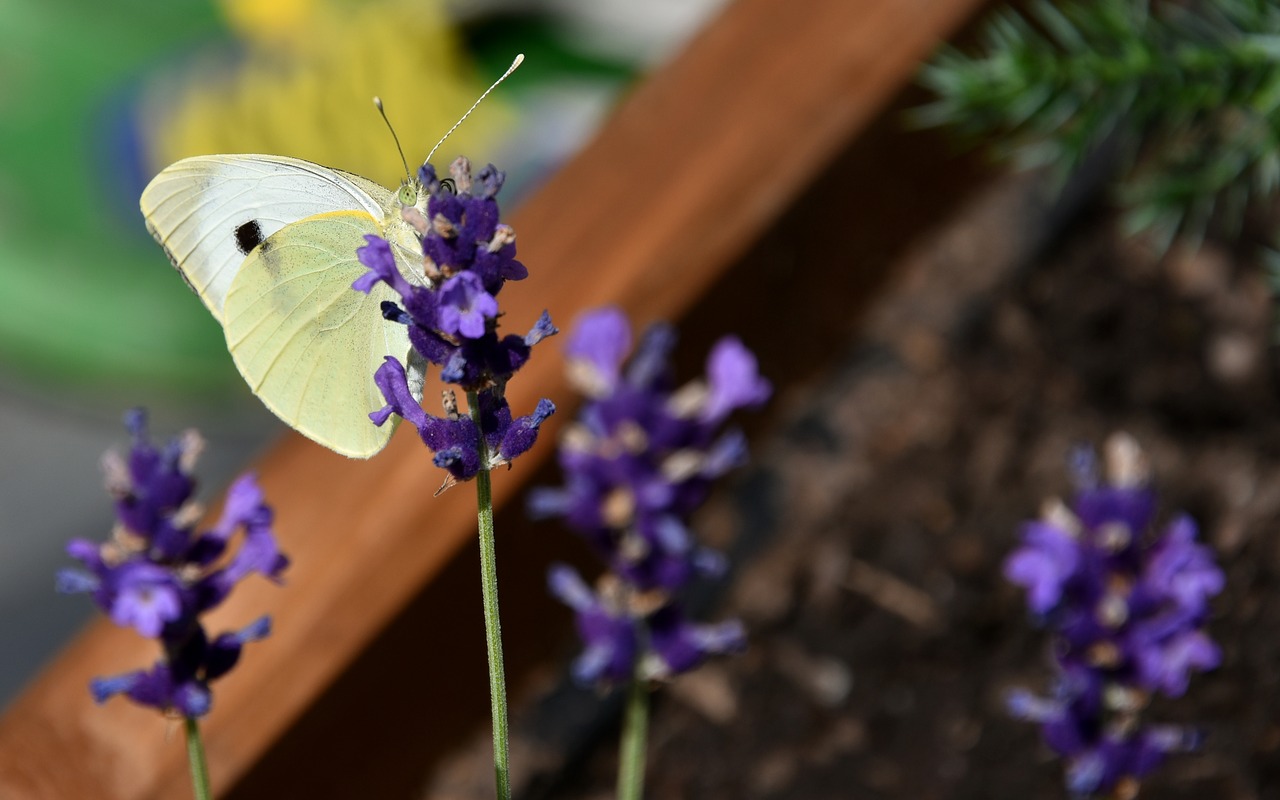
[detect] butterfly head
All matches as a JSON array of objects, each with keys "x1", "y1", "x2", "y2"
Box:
[
  {"x1": 396, "y1": 179, "x2": 420, "y2": 208},
  {"x1": 377, "y1": 53, "x2": 523, "y2": 216}
]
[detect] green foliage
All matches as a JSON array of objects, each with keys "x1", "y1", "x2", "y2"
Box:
[{"x1": 918, "y1": 0, "x2": 1280, "y2": 250}]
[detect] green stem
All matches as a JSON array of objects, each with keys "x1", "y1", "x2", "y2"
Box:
[
  {"x1": 468, "y1": 390, "x2": 511, "y2": 800},
  {"x1": 183, "y1": 716, "x2": 212, "y2": 800},
  {"x1": 617, "y1": 675, "x2": 650, "y2": 800}
]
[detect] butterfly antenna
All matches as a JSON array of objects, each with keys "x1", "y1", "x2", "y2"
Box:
[
  {"x1": 373, "y1": 96, "x2": 412, "y2": 181},
  {"x1": 425, "y1": 53, "x2": 525, "y2": 166}
]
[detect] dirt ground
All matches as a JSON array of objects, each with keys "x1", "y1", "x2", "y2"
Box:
[{"x1": 545, "y1": 183, "x2": 1280, "y2": 799}]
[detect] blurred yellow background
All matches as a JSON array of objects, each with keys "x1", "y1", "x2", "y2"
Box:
[{"x1": 1, "y1": 0, "x2": 502, "y2": 394}]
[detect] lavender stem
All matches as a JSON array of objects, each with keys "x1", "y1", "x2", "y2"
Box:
[{"x1": 469, "y1": 390, "x2": 511, "y2": 800}]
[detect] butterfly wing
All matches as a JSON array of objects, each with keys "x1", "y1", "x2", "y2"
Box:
[
  {"x1": 142, "y1": 154, "x2": 424, "y2": 458},
  {"x1": 139, "y1": 154, "x2": 391, "y2": 322},
  {"x1": 223, "y1": 210, "x2": 419, "y2": 459}
]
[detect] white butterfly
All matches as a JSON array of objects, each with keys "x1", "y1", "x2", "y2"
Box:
[
  {"x1": 139, "y1": 56, "x2": 522, "y2": 459},
  {"x1": 140, "y1": 154, "x2": 428, "y2": 458}
]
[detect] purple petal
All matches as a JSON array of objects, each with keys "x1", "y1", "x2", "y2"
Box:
[
  {"x1": 498, "y1": 399, "x2": 556, "y2": 462},
  {"x1": 692, "y1": 547, "x2": 728, "y2": 577},
  {"x1": 109, "y1": 563, "x2": 184, "y2": 638},
  {"x1": 1144, "y1": 514, "x2": 1224, "y2": 614},
  {"x1": 625, "y1": 323, "x2": 676, "y2": 389},
  {"x1": 565, "y1": 307, "x2": 632, "y2": 395},
  {"x1": 209, "y1": 473, "x2": 266, "y2": 541},
  {"x1": 172, "y1": 682, "x2": 213, "y2": 718},
  {"x1": 437, "y1": 272, "x2": 499, "y2": 339},
  {"x1": 1005, "y1": 688, "x2": 1062, "y2": 722},
  {"x1": 702, "y1": 429, "x2": 749, "y2": 477},
  {"x1": 221, "y1": 515, "x2": 288, "y2": 586},
  {"x1": 354, "y1": 234, "x2": 414, "y2": 298},
  {"x1": 204, "y1": 616, "x2": 272, "y2": 681},
  {"x1": 420, "y1": 415, "x2": 480, "y2": 479},
  {"x1": 90, "y1": 671, "x2": 142, "y2": 704},
  {"x1": 1004, "y1": 521, "x2": 1080, "y2": 613},
  {"x1": 649, "y1": 606, "x2": 744, "y2": 677},
  {"x1": 527, "y1": 487, "x2": 572, "y2": 519},
  {"x1": 475, "y1": 163, "x2": 506, "y2": 197},
  {"x1": 371, "y1": 357, "x2": 430, "y2": 431},
  {"x1": 524, "y1": 311, "x2": 557, "y2": 347},
  {"x1": 232, "y1": 615, "x2": 272, "y2": 644},
  {"x1": 547, "y1": 564, "x2": 596, "y2": 612},
  {"x1": 55, "y1": 569, "x2": 99, "y2": 594},
  {"x1": 700, "y1": 336, "x2": 771, "y2": 423},
  {"x1": 1134, "y1": 629, "x2": 1221, "y2": 696}
]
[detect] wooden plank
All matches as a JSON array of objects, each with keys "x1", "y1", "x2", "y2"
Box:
[{"x1": 0, "y1": 0, "x2": 987, "y2": 796}]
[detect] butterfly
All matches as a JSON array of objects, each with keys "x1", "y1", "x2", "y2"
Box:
[
  {"x1": 139, "y1": 57, "x2": 522, "y2": 459},
  {"x1": 140, "y1": 154, "x2": 429, "y2": 458}
]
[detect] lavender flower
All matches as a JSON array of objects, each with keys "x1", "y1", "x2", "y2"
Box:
[
  {"x1": 1005, "y1": 433, "x2": 1223, "y2": 797},
  {"x1": 533, "y1": 308, "x2": 769, "y2": 686},
  {"x1": 57, "y1": 409, "x2": 287, "y2": 718},
  {"x1": 548, "y1": 566, "x2": 745, "y2": 684},
  {"x1": 354, "y1": 157, "x2": 555, "y2": 484}
]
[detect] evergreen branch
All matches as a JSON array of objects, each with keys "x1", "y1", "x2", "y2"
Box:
[{"x1": 918, "y1": 0, "x2": 1280, "y2": 247}]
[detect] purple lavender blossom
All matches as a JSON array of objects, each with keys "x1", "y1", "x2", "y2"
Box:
[
  {"x1": 547, "y1": 566, "x2": 746, "y2": 684},
  {"x1": 57, "y1": 410, "x2": 287, "y2": 718},
  {"x1": 534, "y1": 308, "x2": 768, "y2": 686},
  {"x1": 547, "y1": 566, "x2": 639, "y2": 684},
  {"x1": 89, "y1": 618, "x2": 272, "y2": 718},
  {"x1": 1004, "y1": 519, "x2": 1080, "y2": 614},
  {"x1": 1005, "y1": 433, "x2": 1222, "y2": 797},
  {"x1": 353, "y1": 157, "x2": 554, "y2": 483}
]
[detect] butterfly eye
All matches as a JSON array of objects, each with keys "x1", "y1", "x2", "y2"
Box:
[{"x1": 397, "y1": 184, "x2": 418, "y2": 206}]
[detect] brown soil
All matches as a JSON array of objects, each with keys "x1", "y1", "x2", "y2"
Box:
[{"x1": 546, "y1": 185, "x2": 1280, "y2": 799}]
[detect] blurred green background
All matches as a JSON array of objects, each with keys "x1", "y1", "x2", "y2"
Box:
[{"x1": 0, "y1": 0, "x2": 634, "y2": 394}]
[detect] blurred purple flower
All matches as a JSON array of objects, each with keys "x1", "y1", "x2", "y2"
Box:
[
  {"x1": 1004, "y1": 520, "x2": 1081, "y2": 613},
  {"x1": 534, "y1": 308, "x2": 768, "y2": 687},
  {"x1": 548, "y1": 565, "x2": 746, "y2": 685},
  {"x1": 58, "y1": 410, "x2": 287, "y2": 717},
  {"x1": 1005, "y1": 434, "x2": 1221, "y2": 797},
  {"x1": 90, "y1": 617, "x2": 272, "y2": 718}
]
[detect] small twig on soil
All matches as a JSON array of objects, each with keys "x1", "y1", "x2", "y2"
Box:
[{"x1": 843, "y1": 559, "x2": 943, "y2": 631}]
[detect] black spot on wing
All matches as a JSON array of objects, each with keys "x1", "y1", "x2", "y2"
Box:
[{"x1": 235, "y1": 220, "x2": 265, "y2": 255}]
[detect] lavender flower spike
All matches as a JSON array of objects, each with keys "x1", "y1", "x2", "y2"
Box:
[
  {"x1": 354, "y1": 156, "x2": 556, "y2": 486},
  {"x1": 536, "y1": 308, "x2": 769, "y2": 689},
  {"x1": 1005, "y1": 433, "x2": 1222, "y2": 797},
  {"x1": 59, "y1": 409, "x2": 288, "y2": 718}
]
